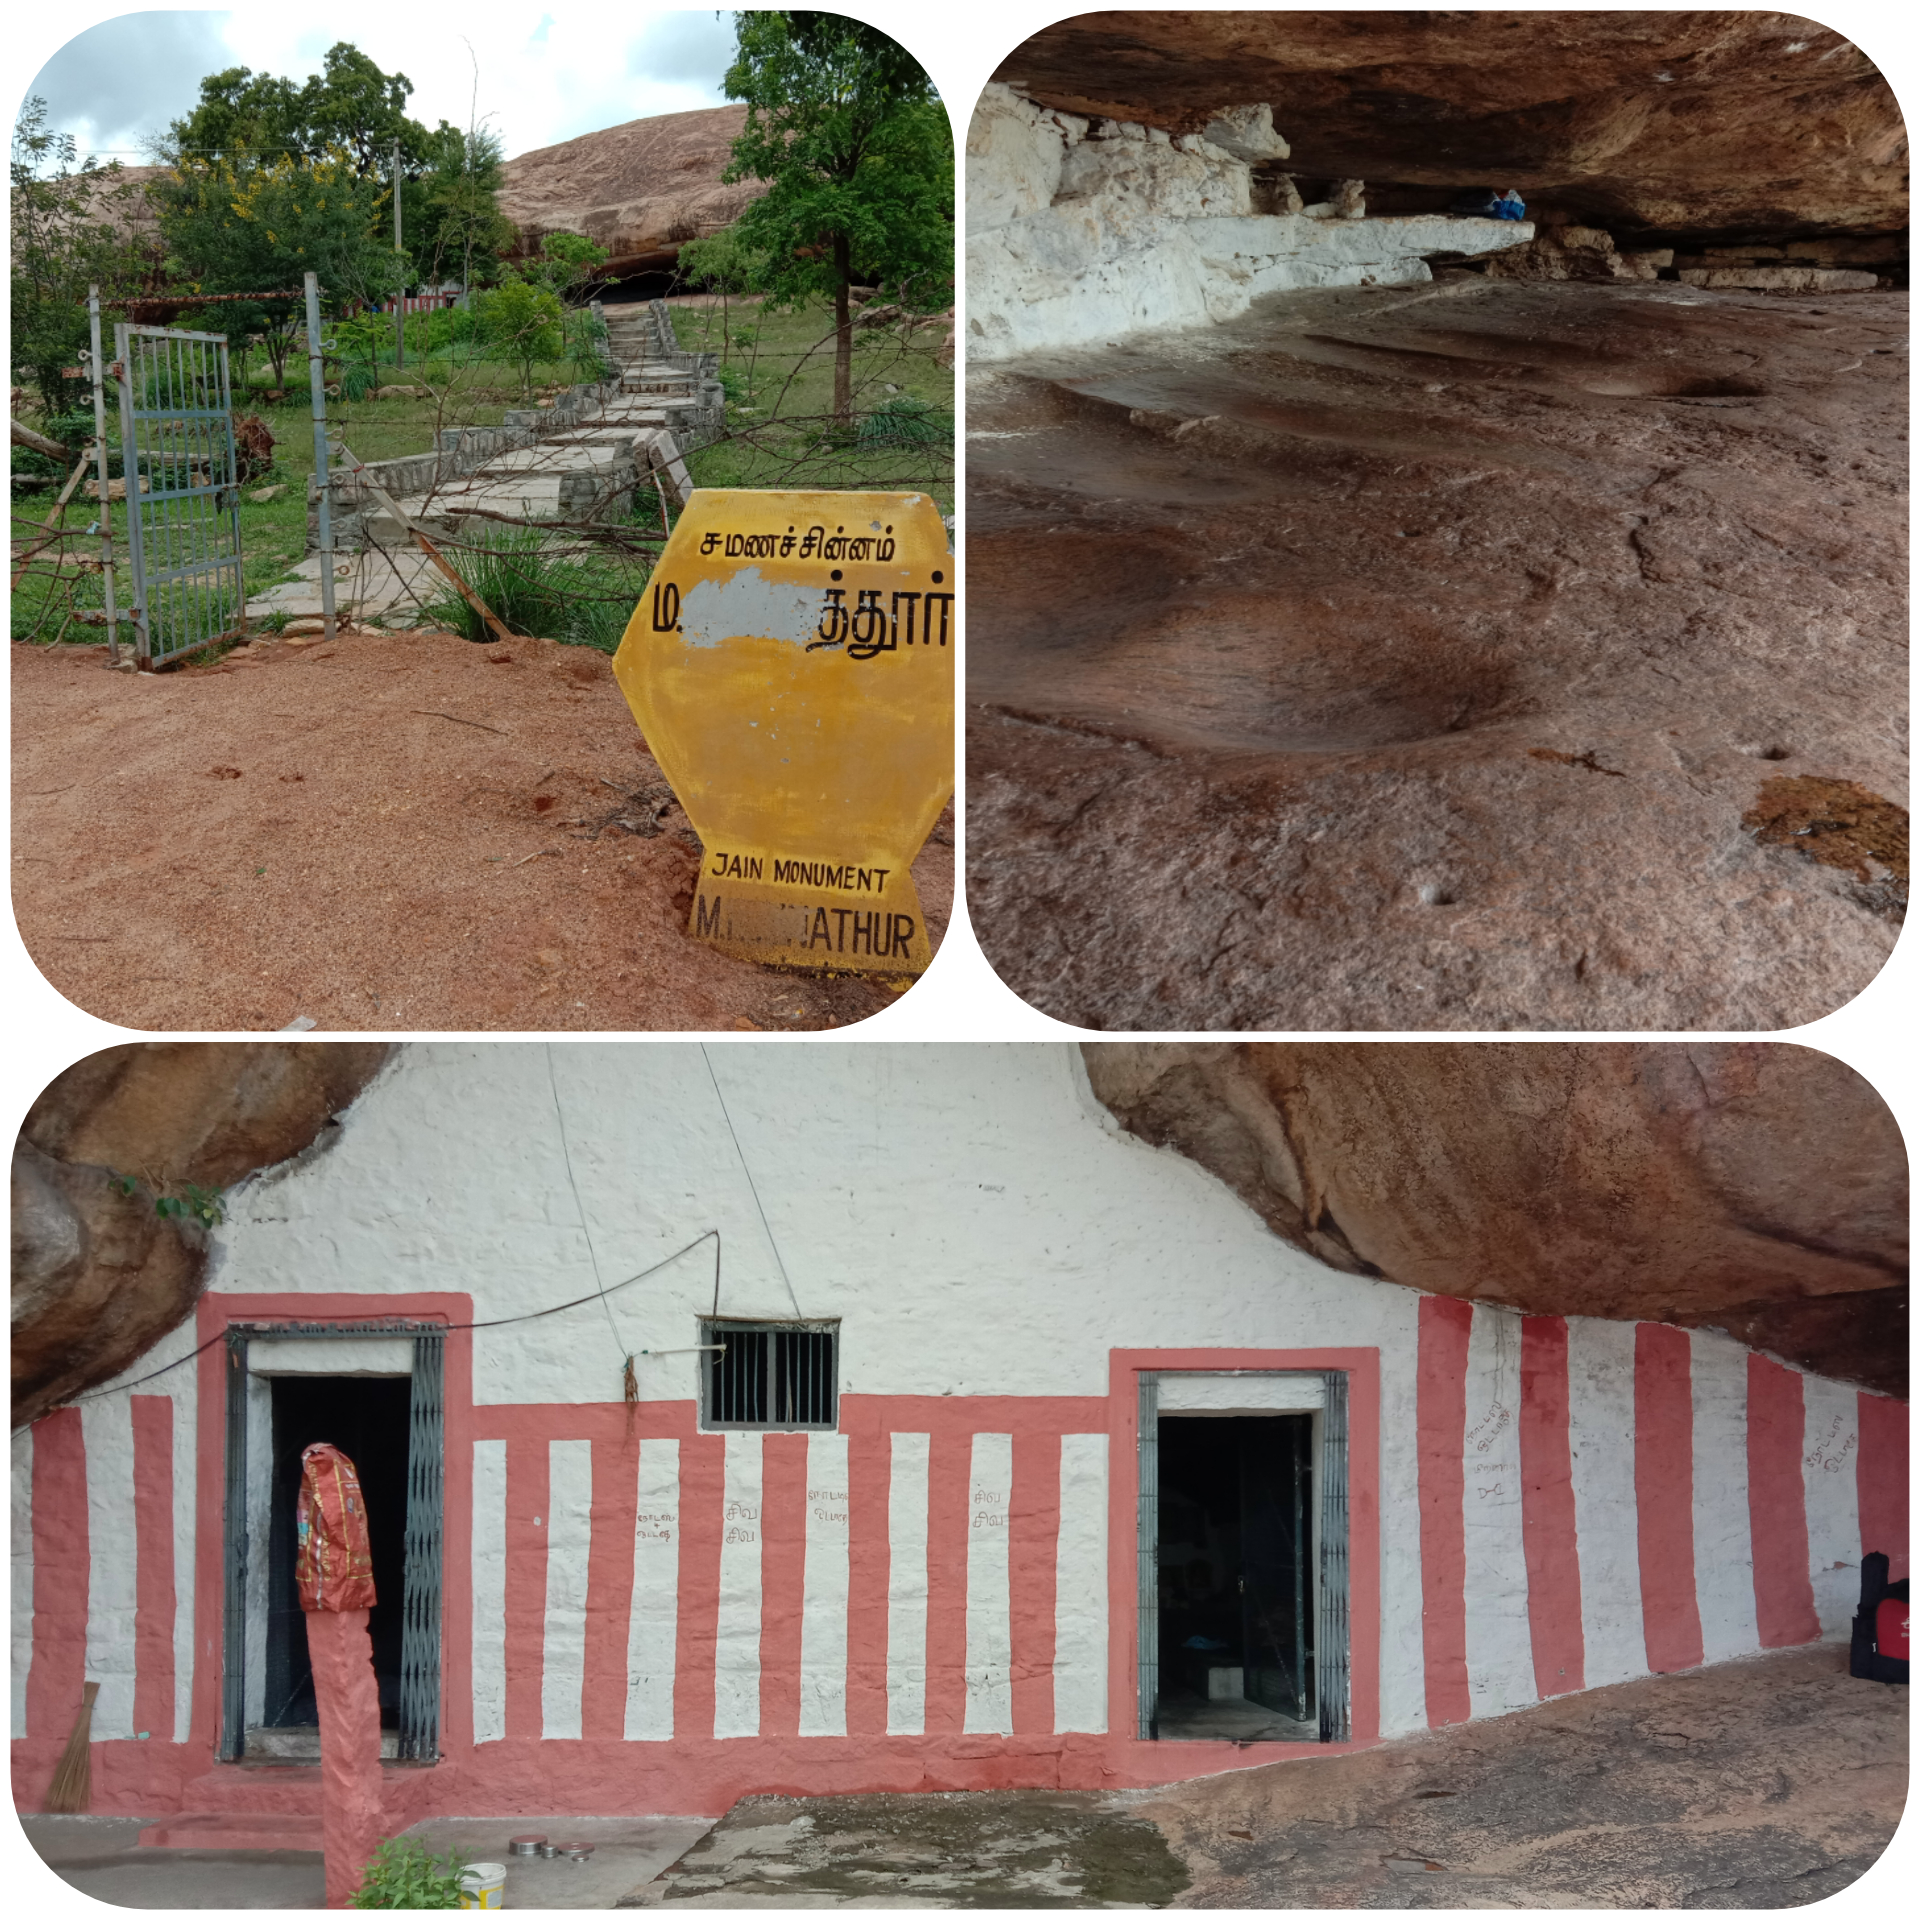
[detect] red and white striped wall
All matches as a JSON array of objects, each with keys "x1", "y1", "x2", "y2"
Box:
[
  {"x1": 1414, "y1": 1301, "x2": 1908, "y2": 1726},
  {"x1": 11, "y1": 1302, "x2": 1905, "y2": 1819}
]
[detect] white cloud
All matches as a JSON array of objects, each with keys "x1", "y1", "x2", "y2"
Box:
[{"x1": 18, "y1": 5, "x2": 738, "y2": 163}]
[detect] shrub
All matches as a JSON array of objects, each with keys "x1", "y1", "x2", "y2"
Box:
[{"x1": 349, "y1": 1837, "x2": 469, "y2": 1910}]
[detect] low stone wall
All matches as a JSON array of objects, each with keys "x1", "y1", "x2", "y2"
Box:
[
  {"x1": 968, "y1": 82, "x2": 1534, "y2": 360},
  {"x1": 644, "y1": 300, "x2": 725, "y2": 443},
  {"x1": 308, "y1": 376, "x2": 619, "y2": 550}
]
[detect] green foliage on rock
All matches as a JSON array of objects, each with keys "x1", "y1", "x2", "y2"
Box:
[
  {"x1": 676, "y1": 222, "x2": 774, "y2": 297},
  {"x1": 719, "y1": 12, "x2": 952, "y2": 422}
]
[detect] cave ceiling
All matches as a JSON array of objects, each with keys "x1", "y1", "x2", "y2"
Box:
[{"x1": 992, "y1": 10, "x2": 1908, "y2": 239}]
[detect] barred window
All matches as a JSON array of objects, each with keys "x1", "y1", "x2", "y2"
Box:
[{"x1": 701, "y1": 1320, "x2": 839, "y2": 1431}]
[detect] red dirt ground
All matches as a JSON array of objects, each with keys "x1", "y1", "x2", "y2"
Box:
[{"x1": 11, "y1": 633, "x2": 951, "y2": 1032}]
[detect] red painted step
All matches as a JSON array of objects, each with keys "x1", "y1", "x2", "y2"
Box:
[{"x1": 138, "y1": 1811, "x2": 324, "y2": 1851}]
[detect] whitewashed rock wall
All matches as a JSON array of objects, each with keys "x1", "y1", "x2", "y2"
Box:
[{"x1": 966, "y1": 82, "x2": 1535, "y2": 360}]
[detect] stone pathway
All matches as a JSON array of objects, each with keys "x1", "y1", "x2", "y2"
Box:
[
  {"x1": 245, "y1": 301, "x2": 713, "y2": 622},
  {"x1": 244, "y1": 549, "x2": 442, "y2": 624}
]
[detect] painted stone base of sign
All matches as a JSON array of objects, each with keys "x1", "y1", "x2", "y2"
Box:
[
  {"x1": 611, "y1": 487, "x2": 953, "y2": 981},
  {"x1": 690, "y1": 858, "x2": 931, "y2": 972}
]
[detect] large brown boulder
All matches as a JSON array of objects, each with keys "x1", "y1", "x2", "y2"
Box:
[
  {"x1": 498, "y1": 104, "x2": 762, "y2": 275},
  {"x1": 12, "y1": 1043, "x2": 392, "y2": 1427},
  {"x1": 994, "y1": 11, "x2": 1907, "y2": 240},
  {"x1": 1084, "y1": 1042, "x2": 1907, "y2": 1395}
]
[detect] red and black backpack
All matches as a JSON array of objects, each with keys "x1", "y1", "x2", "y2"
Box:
[{"x1": 1849, "y1": 1551, "x2": 1910, "y2": 1685}]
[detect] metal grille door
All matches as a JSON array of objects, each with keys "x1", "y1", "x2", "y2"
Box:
[
  {"x1": 1317, "y1": 1370, "x2": 1352, "y2": 1742},
  {"x1": 398, "y1": 1332, "x2": 446, "y2": 1761},
  {"x1": 1135, "y1": 1372, "x2": 1159, "y2": 1739},
  {"x1": 114, "y1": 323, "x2": 246, "y2": 666}
]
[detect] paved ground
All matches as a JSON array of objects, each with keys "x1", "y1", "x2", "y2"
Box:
[
  {"x1": 399, "y1": 1816, "x2": 712, "y2": 1907},
  {"x1": 18, "y1": 1812, "x2": 710, "y2": 1910},
  {"x1": 18, "y1": 1815, "x2": 326, "y2": 1910},
  {"x1": 622, "y1": 1646, "x2": 1908, "y2": 1909},
  {"x1": 620, "y1": 1789, "x2": 1188, "y2": 1908}
]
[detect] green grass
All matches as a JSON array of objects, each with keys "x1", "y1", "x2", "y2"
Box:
[
  {"x1": 421, "y1": 522, "x2": 645, "y2": 653},
  {"x1": 12, "y1": 300, "x2": 950, "y2": 650},
  {"x1": 669, "y1": 297, "x2": 953, "y2": 516}
]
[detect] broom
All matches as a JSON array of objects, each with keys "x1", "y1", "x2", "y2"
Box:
[{"x1": 45, "y1": 1682, "x2": 99, "y2": 1813}]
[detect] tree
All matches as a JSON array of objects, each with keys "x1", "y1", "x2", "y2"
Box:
[
  {"x1": 168, "y1": 43, "x2": 419, "y2": 176},
  {"x1": 475, "y1": 276, "x2": 564, "y2": 396},
  {"x1": 156, "y1": 149, "x2": 397, "y2": 387},
  {"x1": 163, "y1": 43, "x2": 504, "y2": 296},
  {"x1": 418, "y1": 123, "x2": 516, "y2": 299},
  {"x1": 719, "y1": 13, "x2": 952, "y2": 424},
  {"x1": 10, "y1": 97, "x2": 143, "y2": 413},
  {"x1": 526, "y1": 230, "x2": 610, "y2": 299}
]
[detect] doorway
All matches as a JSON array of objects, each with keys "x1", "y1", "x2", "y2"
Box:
[
  {"x1": 1154, "y1": 1415, "x2": 1316, "y2": 1740},
  {"x1": 262, "y1": 1375, "x2": 412, "y2": 1732},
  {"x1": 221, "y1": 1323, "x2": 445, "y2": 1765},
  {"x1": 1137, "y1": 1369, "x2": 1350, "y2": 1743}
]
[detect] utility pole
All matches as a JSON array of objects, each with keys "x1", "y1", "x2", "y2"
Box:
[{"x1": 393, "y1": 138, "x2": 406, "y2": 371}]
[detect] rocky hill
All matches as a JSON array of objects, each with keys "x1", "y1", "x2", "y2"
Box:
[{"x1": 499, "y1": 103, "x2": 762, "y2": 280}]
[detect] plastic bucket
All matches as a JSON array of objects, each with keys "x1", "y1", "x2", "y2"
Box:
[{"x1": 459, "y1": 1863, "x2": 507, "y2": 1910}]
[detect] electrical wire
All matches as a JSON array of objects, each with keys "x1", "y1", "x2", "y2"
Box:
[
  {"x1": 32, "y1": 1230, "x2": 721, "y2": 1428},
  {"x1": 700, "y1": 1042, "x2": 803, "y2": 1320},
  {"x1": 544, "y1": 1042, "x2": 621, "y2": 1353}
]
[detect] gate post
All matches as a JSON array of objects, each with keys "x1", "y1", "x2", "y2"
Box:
[
  {"x1": 111, "y1": 322, "x2": 151, "y2": 665},
  {"x1": 304, "y1": 273, "x2": 338, "y2": 641},
  {"x1": 86, "y1": 286, "x2": 123, "y2": 662}
]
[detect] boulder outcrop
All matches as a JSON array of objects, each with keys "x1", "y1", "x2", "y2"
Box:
[
  {"x1": 12, "y1": 1043, "x2": 392, "y2": 1426},
  {"x1": 1084, "y1": 1042, "x2": 1908, "y2": 1395},
  {"x1": 497, "y1": 105, "x2": 760, "y2": 277}
]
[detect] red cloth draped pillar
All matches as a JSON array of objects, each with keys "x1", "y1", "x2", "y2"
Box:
[{"x1": 306, "y1": 1607, "x2": 386, "y2": 1907}]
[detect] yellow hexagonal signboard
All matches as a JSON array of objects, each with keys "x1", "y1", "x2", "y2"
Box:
[{"x1": 612, "y1": 489, "x2": 953, "y2": 975}]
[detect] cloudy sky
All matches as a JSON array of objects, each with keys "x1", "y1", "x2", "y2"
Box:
[{"x1": 19, "y1": 6, "x2": 741, "y2": 163}]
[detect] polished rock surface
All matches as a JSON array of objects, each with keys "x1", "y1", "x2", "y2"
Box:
[{"x1": 967, "y1": 276, "x2": 1907, "y2": 1031}]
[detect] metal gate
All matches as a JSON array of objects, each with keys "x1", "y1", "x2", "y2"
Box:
[
  {"x1": 221, "y1": 1322, "x2": 445, "y2": 1764},
  {"x1": 113, "y1": 322, "x2": 246, "y2": 666}
]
